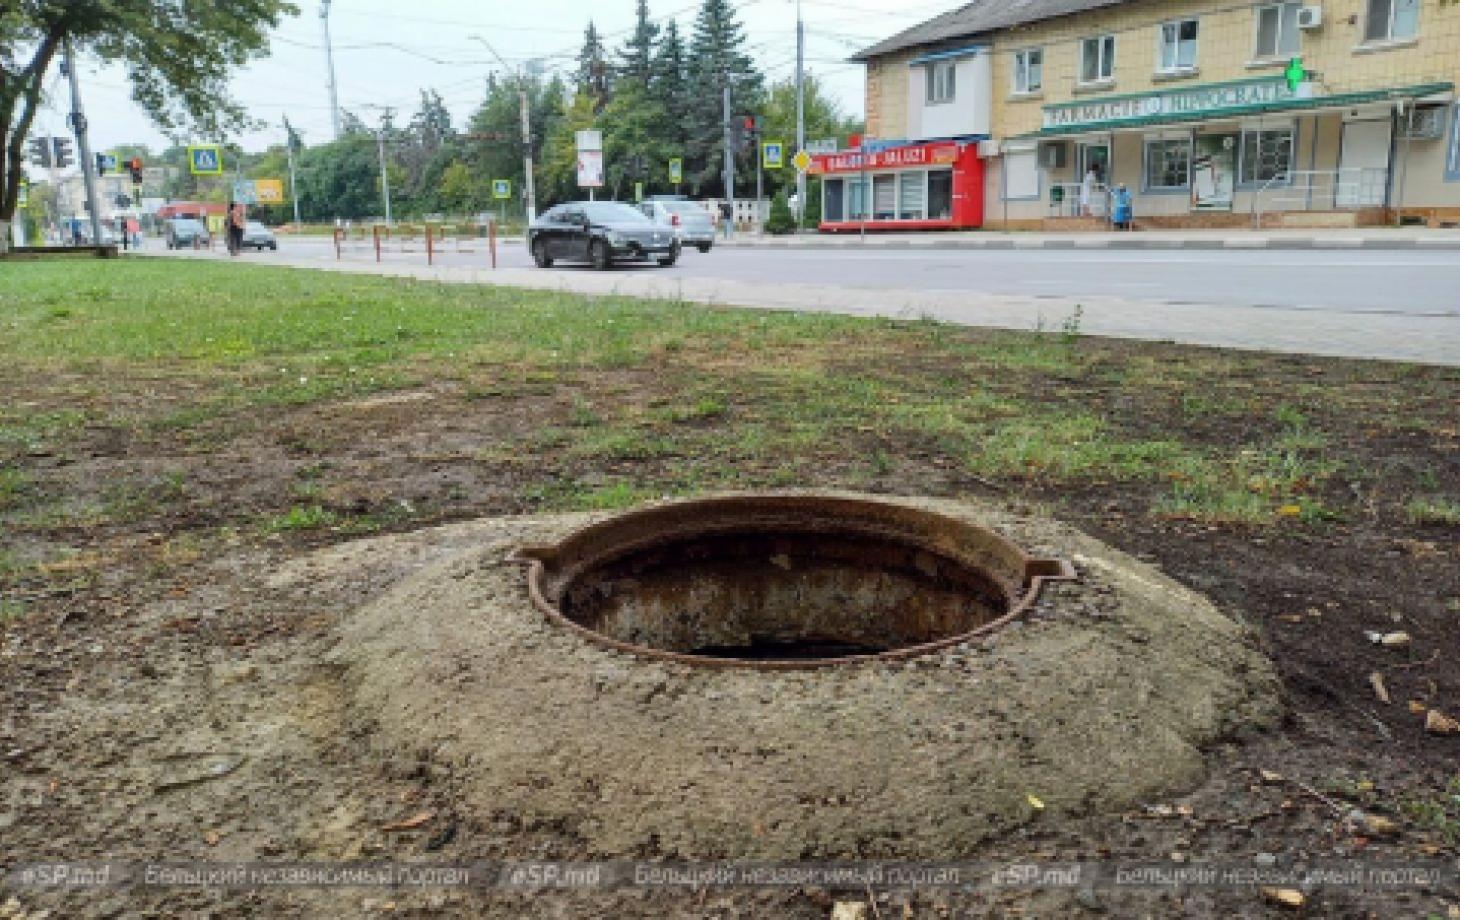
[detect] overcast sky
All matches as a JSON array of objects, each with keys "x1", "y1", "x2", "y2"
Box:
[{"x1": 29, "y1": 0, "x2": 959, "y2": 158}]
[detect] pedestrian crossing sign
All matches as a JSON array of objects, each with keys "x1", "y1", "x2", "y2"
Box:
[
  {"x1": 492, "y1": 179, "x2": 512, "y2": 200},
  {"x1": 669, "y1": 158, "x2": 683, "y2": 185},
  {"x1": 762, "y1": 141, "x2": 784, "y2": 169},
  {"x1": 188, "y1": 145, "x2": 223, "y2": 175}
]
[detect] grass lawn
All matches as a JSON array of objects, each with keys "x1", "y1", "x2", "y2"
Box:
[{"x1": 1, "y1": 258, "x2": 1457, "y2": 915}]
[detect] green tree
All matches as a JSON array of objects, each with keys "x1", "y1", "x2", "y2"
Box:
[
  {"x1": 1, "y1": 0, "x2": 296, "y2": 252},
  {"x1": 650, "y1": 21, "x2": 690, "y2": 151},
  {"x1": 294, "y1": 136, "x2": 379, "y2": 221},
  {"x1": 576, "y1": 21, "x2": 611, "y2": 109},
  {"x1": 465, "y1": 72, "x2": 564, "y2": 216},
  {"x1": 617, "y1": 0, "x2": 659, "y2": 86},
  {"x1": 600, "y1": 81, "x2": 672, "y2": 200},
  {"x1": 686, "y1": 0, "x2": 763, "y2": 196},
  {"x1": 763, "y1": 189, "x2": 794, "y2": 235},
  {"x1": 437, "y1": 161, "x2": 481, "y2": 214},
  {"x1": 757, "y1": 74, "x2": 861, "y2": 201},
  {"x1": 539, "y1": 91, "x2": 598, "y2": 207}
]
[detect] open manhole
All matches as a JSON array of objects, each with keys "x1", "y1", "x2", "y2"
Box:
[{"x1": 512, "y1": 494, "x2": 1075, "y2": 669}]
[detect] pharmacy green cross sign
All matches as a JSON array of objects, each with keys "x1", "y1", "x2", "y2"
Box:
[{"x1": 1285, "y1": 57, "x2": 1306, "y2": 92}]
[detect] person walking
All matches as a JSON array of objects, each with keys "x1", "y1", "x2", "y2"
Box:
[
  {"x1": 1079, "y1": 164, "x2": 1100, "y2": 218},
  {"x1": 719, "y1": 200, "x2": 733, "y2": 240},
  {"x1": 226, "y1": 201, "x2": 246, "y2": 256}
]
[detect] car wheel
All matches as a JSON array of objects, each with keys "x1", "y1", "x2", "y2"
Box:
[
  {"x1": 269, "y1": 243, "x2": 277, "y2": 251},
  {"x1": 657, "y1": 245, "x2": 680, "y2": 267},
  {"x1": 589, "y1": 239, "x2": 612, "y2": 271},
  {"x1": 531, "y1": 238, "x2": 553, "y2": 268},
  {"x1": 696, "y1": 243, "x2": 711, "y2": 253}
]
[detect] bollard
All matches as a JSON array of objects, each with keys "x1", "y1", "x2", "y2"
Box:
[
  {"x1": 426, "y1": 224, "x2": 434, "y2": 266},
  {"x1": 333, "y1": 227, "x2": 342, "y2": 260},
  {"x1": 488, "y1": 220, "x2": 497, "y2": 269},
  {"x1": 373, "y1": 224, "x2": 381, "y2": 263}
]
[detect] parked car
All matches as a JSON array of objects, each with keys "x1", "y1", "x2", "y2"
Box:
[
  {"x1": 165, "y1": 218, "x2": 210, "y2": 249},
  {"x1": 639, "y1": 197, "x2": 716, "y2": 252},
  {"x1": 241, "y1": 221, "x2": 278, "y2": 251},
  {"x1": 528, "y1": 201, "x2": 679, "y2": 270}
]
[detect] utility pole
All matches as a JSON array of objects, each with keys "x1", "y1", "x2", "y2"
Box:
[
  {"x1": 62, "y1": 40, "x2": 103, "y2": 245},
  {"x1": 321, "y1": 0, "x2": 342, "y2": 140},
  {"x1": 283, "y1": 117, "x2": 302, "y2": 225},
  {"x1": 723, "y1": 84, "x2": 735, "y2": 234},
  {"x1": 795, "y1": 7, "x2": 809, "y2": 230},
  {"x1": 470, "y1": 35, "x2": 537, "y2": 221}
]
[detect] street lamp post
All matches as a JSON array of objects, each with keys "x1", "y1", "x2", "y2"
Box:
[
  {"x1": 360, "y1": 105, "x2": 394, "y2": 226},
  {"x1": 470, "y1": 35, "x2": 537, "y2": 222}
]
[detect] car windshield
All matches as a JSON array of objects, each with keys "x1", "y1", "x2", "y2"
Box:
[
  {"x1": 662, "y1": 201, "x2": 707, "y2": 216},
  {"x1": 246, "y1": 222, "x2": 268, "y2": 231},
  {"x1": 582, "y1": 202, "x2": 650, "y2": 224}
]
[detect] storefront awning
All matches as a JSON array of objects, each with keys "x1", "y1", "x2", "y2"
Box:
[{"x1": 1018, "y1": 81, "x2": 1454, "y2": 139}]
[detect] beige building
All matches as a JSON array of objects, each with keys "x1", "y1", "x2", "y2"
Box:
[{"x1": 854, "y1": 0, "x2": 1460, "y2": 229}]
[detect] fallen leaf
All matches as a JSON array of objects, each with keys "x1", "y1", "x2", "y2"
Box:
[
  {"x1": 1360, "y1": 813, "x2": 1399, "y2": 837},
  {"x1": 1276, "y1": 504, "x2": 1302, "y2": 517},
  {"x1": 1261, "y1": 887, "x2": 1305, "y2": 909},
  {"x1": 204, "y1": 830, "x2": 221, "y2": 846},
  {"x1": 1425, "y1": 709, "x2": 1460, "y2": 735},
  {"x1": 1026, "y1": 794, "x2": 1045, "y2": 811},
  {"x1": 381, "y1": 810, "x2": 434, "y2": 832},
  {"x1": 1409, "y1": 700, "x2": 1429, "y2": 715},
  {"x1": 1380, "y1": 631, "x2": 1412, "y2": 647},
  {"x1": 1368, "y1": 672, "x2": 1390, "y2": 704},
  {"x1": 1259, "y1": 769, "x2": 1284, "y2": 784}
]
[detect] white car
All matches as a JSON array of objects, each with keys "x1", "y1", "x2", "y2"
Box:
[
  {"x1": 241, "y1": 221, "x2": 278, "y2": 251},
  {"x1": 639, "y1": 197, "x2": 716, "y2": 252}
]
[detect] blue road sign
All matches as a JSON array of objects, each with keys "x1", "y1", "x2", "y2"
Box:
[
  {"x1": 762, "y1": 142, "x2": 785, "y2": 170},
  {"x1": 188, "y1": 145, "x2": 223, "y2": 175}
]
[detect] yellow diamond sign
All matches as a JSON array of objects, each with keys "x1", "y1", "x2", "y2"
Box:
[{"x1": 792, "y1": 149, "x2": 813, "y2": 173}]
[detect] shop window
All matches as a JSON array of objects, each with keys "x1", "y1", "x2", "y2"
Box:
[
  {"x1": 1004, "y1": 150, "x2": 1040, "y2": 200},
  {"x1": 1143, "y1": 135, "x2": 1192, "y2": 190},
  {"x1": 1239, "y1": 128, "x2": 1294, "y2": 184},
  {"x1": 1013, "y1": 49, "x2": 1043, "y2": 94},
  {"x1": 1158, "y1": 19, "x2": 1199, "y2": 72},
  {"x1": 1080, "y1": 35, "x2": 1116, "y2": 84},
  {"x1": 898, "y1": 172, "x2": 925, "y2": 220},
  {"x1": 824, "y1": 178, "x2": 845, "y2": 222},
  {"x1": 1255, "y1": 2, "x2": 1301, "y2": 58},
  {"x1": 1445, "y1": 105, "x2": 1460, "y2": 181},
  {"x1": 1365, "y1": 0, "x2": 1419, "y2": 42},
  {"x1": 926, "y1": 60, "x2": 956, "y2": 104},
  {"x1": 927, "y1": 170, "x2": 953, "y2": 220},
  {"x1": 873, "y1": 174, "x2": 897, "y2": 219},
  {"x1": 847, "y1": 177, "x2": 870, "y2": 220}
]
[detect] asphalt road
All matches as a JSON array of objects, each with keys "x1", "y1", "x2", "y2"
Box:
[{"x1": 151, "y1": 237, "x2": 1460, "y2": 364}]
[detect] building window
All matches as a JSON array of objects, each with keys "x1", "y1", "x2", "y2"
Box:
[
  {"x1": 1239, "y1": 128, "x2": 1294, "y2": 184},
  {"x1": 1013, "y1": 49, "x2": 1043, "y2": 94},
  {"x1": 873, "y1": 174, "x2": 897, "y2": 219},
  {"x1": 1365, "y1": 0, "x2": 1420, "y2": 42},
  {"x1": 1158, "y1": 19, "x2": 1200, "y2": 72},
  {"x1": 927, "y1": 170, "x2": 953, "y2": 219},
  {"x1": 1143, "y1": 135, "x2": 1192, "y2": 190},
  {"x1": 1004, "y1": 150, "x2": 1040, "y2": 200},
  {"x1": 1080, "y1": 35, "x2": 1116, "y2": 84},
  {"x1": 1255, "y1": 2, "x2": 1302, "y2": 58},
  {"x1": 926, "y1": 60, "x2": 956, "y2": 104},
  {"x1": 824, "y1": 178, "x2": 845, "y2": 222},
  {"x1": 898, "y1": 172, "x2": 925, "y2": 219},
  {"x1": 1445, "y1": 105, "x2": 1460, "y2": 181}
]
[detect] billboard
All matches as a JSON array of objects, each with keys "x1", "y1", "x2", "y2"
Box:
[{"x1": 577, "y1": 150, "x2": 604, "y2": 188}]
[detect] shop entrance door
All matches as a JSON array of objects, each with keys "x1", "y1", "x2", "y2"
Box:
[
  {"x1": 1076, "y1": 142, "x2": 1111, "y2": 184},
  {"x1": 1337, "y1": 119, "x2": 1391, "y2": 207}
]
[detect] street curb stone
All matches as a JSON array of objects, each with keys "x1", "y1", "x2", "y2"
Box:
[{"x1": 719, "y1": 236, "x2": 1460, "y2": 252}]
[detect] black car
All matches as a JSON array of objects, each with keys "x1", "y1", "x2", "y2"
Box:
[{"x1": 528, "y1": 201, "x2": 679, "y2": 270}]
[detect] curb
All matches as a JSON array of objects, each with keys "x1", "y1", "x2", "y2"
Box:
[{"x1": 716, "y1": 236, "x2": 1460, "y2": 252}]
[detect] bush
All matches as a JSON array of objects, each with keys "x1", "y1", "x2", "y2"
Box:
[{"x1": 764, "y1": 189, "x2": 795, "y2": 235}]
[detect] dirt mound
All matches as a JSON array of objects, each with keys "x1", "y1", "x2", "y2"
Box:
[{"x1": 325, "y1": 493, "x2": 1281, "y2": 859}]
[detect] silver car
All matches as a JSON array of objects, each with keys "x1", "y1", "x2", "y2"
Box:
[
  {"x1": 241, "y1": 221, "x2": 277, "y2": 251},
  {"x1": 639, "y1": 198, "x2": 716, "y2": 252}
]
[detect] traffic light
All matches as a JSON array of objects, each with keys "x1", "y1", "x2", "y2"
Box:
[
  {"x1": 128, "y1": 157, "x2": 144, "y2": 184},
  {"x1": 27, "y1": 136, "x2": 52, "y2": 168},
  {"x1": 52, "y1": 137, "x2": 74, "y2": 169}
]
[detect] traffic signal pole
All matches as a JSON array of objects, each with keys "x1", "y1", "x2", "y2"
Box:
[
  {"x1": 62, "y1": 39, "x2": 103, "y2": 245},
  {"x1": 795, "y1": 0, "x2": 806, "y2": 231},
  {"x1": 722, "y1": 85, "x2": 734, "y2": 231}
]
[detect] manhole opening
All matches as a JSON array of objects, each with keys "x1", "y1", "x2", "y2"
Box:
[{"x1": 513, "y1": 496, "x2": 1074, "y2": 668}]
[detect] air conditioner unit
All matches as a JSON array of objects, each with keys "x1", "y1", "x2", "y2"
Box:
[
  {"x1": 1399, "y1": 106, "x2": 1446, "y2": 140},
  {"x1": 1297, "y1": 5, "x2": 1323, "y2": 29},
  {"x1": 1039, "y1": 142, "x2": 1068, "y2": 169}
]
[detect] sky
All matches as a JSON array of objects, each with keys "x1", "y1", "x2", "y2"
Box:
[{"x1": 28, "y1": 0, "x2": 962, "y2": 159}]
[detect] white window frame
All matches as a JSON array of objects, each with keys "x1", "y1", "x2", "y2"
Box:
[
  {"x1": 1253, "y1": 1, "x2": 1302, "y2": 60},
  {"x1": 1445, "y1": 104, "x2": 1460, "y2": 182},
  {"x1": 1013, "y1": 48, "x2": 1043, "y2": 94},
  {"x1": 1003, "y1": 148, "x2": 1041, "y2": 201},
  {"x1": 1079, "y1": 34, "x2": 1116, "y2": 85},
  {"x1": 1364, "y1": 0, "x2": 1421, "y2": 43},
  {"x1": 1237, "y1": 124, "x2": 1296, "y2": 187},
  {"x1": 1142, "y1": 132, "x2": 1194, "y2": 192},
  {"x1": 1157, "y1": 18, "x2": 1200, "y2": 73},
  {"x1": 926, "y1": 59, "x2": 956, "y2": 104}
]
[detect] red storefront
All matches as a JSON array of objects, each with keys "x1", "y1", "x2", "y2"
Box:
[{"x1": 811, "y1": 141, "x2": 985, "y2": 232}]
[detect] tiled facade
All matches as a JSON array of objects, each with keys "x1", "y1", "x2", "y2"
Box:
[{"x1": 860, "y1": 0, "x2": 1460, "y2": 229}]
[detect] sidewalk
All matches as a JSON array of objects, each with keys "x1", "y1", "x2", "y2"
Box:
[{"x1": 719, "y1": 226, "x2": 1460, "y2": 251}]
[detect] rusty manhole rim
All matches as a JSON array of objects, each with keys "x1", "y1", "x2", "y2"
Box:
[{"x1": 508, "y1": 493, "x2": 1077, "y2": 670}]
